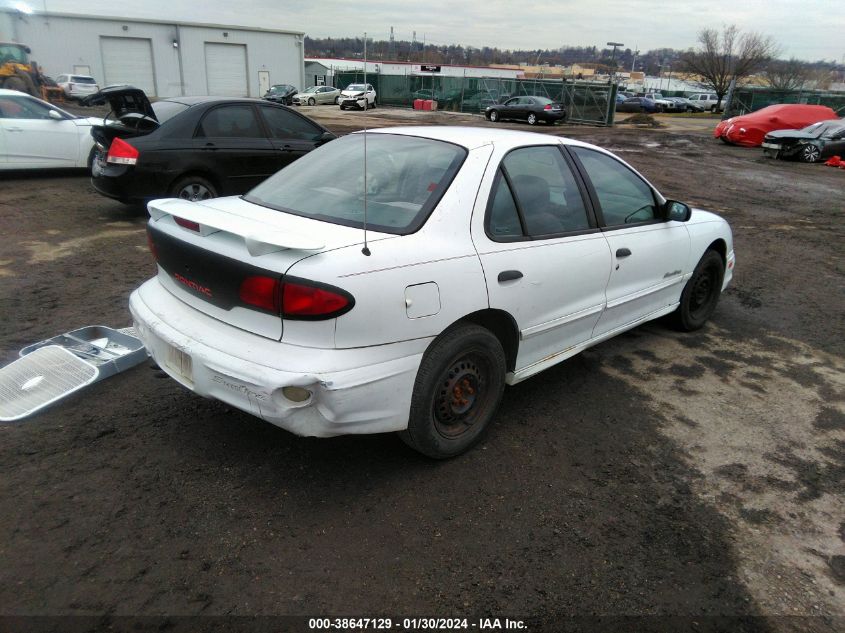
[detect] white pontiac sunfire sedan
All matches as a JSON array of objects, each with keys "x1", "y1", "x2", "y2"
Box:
[{"x1": 130, "y1": 127, "x2": 735, "y2": 458}]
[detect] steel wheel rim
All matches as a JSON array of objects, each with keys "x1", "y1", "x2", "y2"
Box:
[
  {"x1": 432, "y1": 352, "x2": 492, "y2": 438},
  {"x1": 490, "y1": 111, "x2": 498, "y2": 121},
  {"x1": 689, "y1": 266, "x2": 717, "y2": 316},
  {"x1": 178, "y1": 183, "x2": 213, "y2": 201},
  {"x1": 528, "y1": 114, "x2": 536, "y2": 124}
]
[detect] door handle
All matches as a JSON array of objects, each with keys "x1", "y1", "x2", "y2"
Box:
[
  {"x1": 616, "y1": 248, "x2": 632, "y2": 258},
  {"x1": 7, "y1": 127, "x2": 23, "y2": 132},
  {"x1": 498, "y1": 270, "x2": 523, "y2": 283},
  {"x1": 203, "y1": 143, "x2": 217, "y2": 150},
  {"x1": 279, "y1": 145, "x2": 294, "y2": 152}
]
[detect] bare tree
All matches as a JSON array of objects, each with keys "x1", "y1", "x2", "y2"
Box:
[
  {"x1": 680, "y1": 25, "x2": 779, "y2": 108},
  {"x1": 763, "y1": 58, "x2": 813, "y2": 91}
]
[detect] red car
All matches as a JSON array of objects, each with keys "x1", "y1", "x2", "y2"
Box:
[{"x1": 714, "y1": 104, "x2": 838, "y2": 147}]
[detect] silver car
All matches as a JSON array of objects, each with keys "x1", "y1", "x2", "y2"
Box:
[{"x1": 292, "y1": 86, "x2": 341, "y2": 106}]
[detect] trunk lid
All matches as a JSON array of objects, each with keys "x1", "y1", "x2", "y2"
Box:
[
  {"x1": 146, "y1": 196, "x2": 395, "y2": 340},
  {"x1": 83, "y1": 86, "x2": 159, "y2": 148}
]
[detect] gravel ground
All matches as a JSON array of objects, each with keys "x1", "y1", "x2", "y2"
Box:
[{"x1": 0, "y1": 105, "x2": 843, "y2": 632}]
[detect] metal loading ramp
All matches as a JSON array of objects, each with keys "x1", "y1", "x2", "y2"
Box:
[{"x1": 0, "y1": 346, "x2": 99, "y2": 422}]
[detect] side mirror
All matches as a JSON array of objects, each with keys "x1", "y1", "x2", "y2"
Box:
[
  {"x1": 48, "y1": 109, "x2": 64, "y2": 121},
  {"x1": 664, "y1": 200, "x2": 691, "y2": 222},
  {"x1": 316, "y1": 131, "x2": 335, "y2": 145}
]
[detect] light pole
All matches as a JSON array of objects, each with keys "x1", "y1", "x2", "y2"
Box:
[{"x1": 606, "y1": 41, "x2": 624, "y2": 80}]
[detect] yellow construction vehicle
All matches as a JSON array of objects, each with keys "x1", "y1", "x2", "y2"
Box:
[{"x1": 0, "y1": 41, "x2": 47, "y2": 97}]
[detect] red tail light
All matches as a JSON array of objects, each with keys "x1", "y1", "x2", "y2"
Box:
[
  {"x1": 174, "y1": 217, "x2": 201, "y2": 232},
  {"x1": 107, "y1": 137, "x2": 139, "y2": 165},
  {"x1": 544, "y1": 104, "x2": 552, "y2": 110},
  {"x1": 238, "y1": 276, "x2": 354, "y2": 319},
  {"x1": 239, "y1": 276, "x2": 282, "y2": 313},
  {"x1": 283, "y1": 280, "x2": 354, "y2": 319}
]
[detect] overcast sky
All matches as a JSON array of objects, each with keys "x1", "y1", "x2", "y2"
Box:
[{"x1": 12, "y1": 0, "x2": 845, "y2": 61}]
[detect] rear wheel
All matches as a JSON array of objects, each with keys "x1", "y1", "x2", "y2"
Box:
[
  {"x1": 527, "y1": 113, "x2": 537, "y2": 125},
  {"x1": 672, "y1": 250, "x2": 725, "y2": 331},
  {"x1": 800, "y1": 143, "x2": 822, "y2": 163},
  {"x1": 400, "y1": 324, "x2": 506, "y2": 459},
  {"x1": 711, "y1": 105, "x2": 718, "y2": 113},
  {"x1": 171, "y1": 175, "x2": 218, "y2": 202},
  {"x1": 488, "y1": 110, "x2": 499, "y2": 122}
]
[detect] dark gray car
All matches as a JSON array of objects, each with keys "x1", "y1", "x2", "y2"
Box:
[{"x1": 762, "y1": 118, "x2": 845, "y2": 163}]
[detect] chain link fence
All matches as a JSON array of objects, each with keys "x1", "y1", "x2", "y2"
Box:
[
  {"x1": 333, "y1": 71, "x2": 617, "y2": 125},
  {"x1": 723, "y1": 88, "x2": 845, "y2": 118}
]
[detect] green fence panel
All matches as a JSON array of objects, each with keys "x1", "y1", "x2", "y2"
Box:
[
  {"x1": 725, "y1": 88, "x2": 845, "y2": 117},
  {"x1": 331, "y1": 72, "x2": 617, "y2": 125}
]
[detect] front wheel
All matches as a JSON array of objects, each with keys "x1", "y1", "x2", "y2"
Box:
[
  {"x1": 672, "y1": 250, "x2": 725, "y2": 331},
  {"x1": 400, "y1": 324, "x2": 506, "y2": 459},
  {"x1": 527, "y1": 113, "x2": 537, "y2": 125},
  {"x1": 370, "y1": 98, "x2": 376, "y2": 109},
  {"x1": 800, "y1": 143, "x2": 821, "y2": 163},
  {"x1": 307, "y1": 97, "x2": 316, "y2": 106},
  {"x1": 488, "y1": 110, "x2": 499, "y2": 122}
]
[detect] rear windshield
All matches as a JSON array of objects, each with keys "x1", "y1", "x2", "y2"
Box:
[
  {"x1": 71, "y1": 76, "x2": 97, "y2": 84},
  {"x1": 244, "y1": 133, "x2": 467, "y2": 235},
  {"x1": 152, "y1": 100, "x2": 190, "y2": 123}
]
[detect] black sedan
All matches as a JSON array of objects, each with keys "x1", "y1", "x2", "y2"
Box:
[
  {"x1": 762, "y1": 118, "x2": 845, "y2": 163},
  {"x1": 262, "y1": 84, "x2": 297, "y2": 105},
  {"x1": 485, "y1": 96, "x2": 566, "y2": 125},
  {"x1": 616, "y1": 97, "x2": 660, "y2": 113},
  {"x1": 83, "y1": 86, "x2": 335, "y2": 203}
]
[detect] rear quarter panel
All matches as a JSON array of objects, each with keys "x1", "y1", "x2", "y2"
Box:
[{"x1": 287, "y1": 143, "x2": 495, "y2": 349}]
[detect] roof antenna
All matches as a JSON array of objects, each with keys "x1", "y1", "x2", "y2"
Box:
[{"x1": 361, "y1": 31, "x2": 371, "y2": 257}]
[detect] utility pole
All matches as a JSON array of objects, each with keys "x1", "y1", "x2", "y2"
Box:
[
  {"x1": 412, "y1": 31, "x2": 416, "y2": 62},
  {"x1": 389, "y1": 26, "x2": 394, "y2": 60},
  {"x1": 631, "y1": 47, "x2": 639, "y2": 72},
  {"x1": 606, "y1": 41, "x2": 624, "y2": 80}
]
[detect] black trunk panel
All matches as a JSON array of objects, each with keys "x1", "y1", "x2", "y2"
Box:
[{"x1": 148, "y1": 224, "x2": 282, "y2": 314}]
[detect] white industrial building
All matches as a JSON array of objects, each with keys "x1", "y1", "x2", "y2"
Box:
[{"x1": 0, "y1": 9, "x2": 304, "y2": 98}]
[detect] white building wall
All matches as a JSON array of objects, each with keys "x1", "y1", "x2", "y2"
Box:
[
  {"x1": 178, "y1": 26, "x2": 302, "y2": 97},
  {"x1": 1, "y1": 11, "x2": 303, "y2": 98}
]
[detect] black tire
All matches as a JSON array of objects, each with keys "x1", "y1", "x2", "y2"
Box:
[
  {"x1": 711, "y1": 105, "x2": 718, "y2": 113},
  {"x1": 2, "y1": 76, "x2": 27, "y2": 93},
  {"x1": 370, "y1": 98, "x2": 376, "y2": 109},
  {"x1": 307, "y1": 97, "x2": 316, "y2": 106},
  {"x1": 489, "y1": 110, "x2": 499, "y2": 122},
  {"x1": 800, "y1": 143, "x2": 821, "y2": 163},
  {"x1": 672, "y1": 250, "x2": 725, "y2": 331},
  {"x1": 170, "y1": 175, "x2": 218, "y2": 202},
  {"x1": 527, "y1": 112, "x2": 537, "y2": 125},
  {"x1": 400, "y1": 324, "x2": 506, "y2": 459}
]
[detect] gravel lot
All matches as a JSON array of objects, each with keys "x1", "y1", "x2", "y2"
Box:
[{"x1": 0, "y1": 105, "x2": 843, "y2": 632}]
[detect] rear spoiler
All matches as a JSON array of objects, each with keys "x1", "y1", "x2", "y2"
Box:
[{"x1": 148, "y1": 199, "x2": 325, "y2": 256}]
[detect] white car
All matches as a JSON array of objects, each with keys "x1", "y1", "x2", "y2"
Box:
[
  {"x1": 0, "y1": 88, "x2": 101, "y2": 170},
  {"x1": 644, "y1": 93, "x2": 676, "y2": 112},
  {"x1": 688, "y1": 93, "x2": 725, "y2": 113},
  {"x1": 55, "y1": 74, "x2": 100, "y2": 100},
  {"x1": 130, "y1": 127, "x2": 735, "y2": 458},
  {"x1": 338, "y1": 83, "x2": 376, "y2": 110}
]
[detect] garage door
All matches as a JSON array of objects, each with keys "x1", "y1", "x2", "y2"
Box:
[
  {"x1": 205, "y1": 43, "x2": 248, "y2": 97},
  {"x1": 101, "y1": 37, "x2": 156, "y2": 96}
]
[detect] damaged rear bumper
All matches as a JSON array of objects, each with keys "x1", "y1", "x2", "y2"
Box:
[{"x1": 129, "y1": 279, "x2": 429, "y2": 437}]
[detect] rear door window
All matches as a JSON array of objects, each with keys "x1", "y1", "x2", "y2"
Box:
[
  {"x1": 486, "y1": 145, "x2": 592, "y2": 239},
  {"x1": 196, "y1": 105, "x2": 264, "y2": 138}
]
